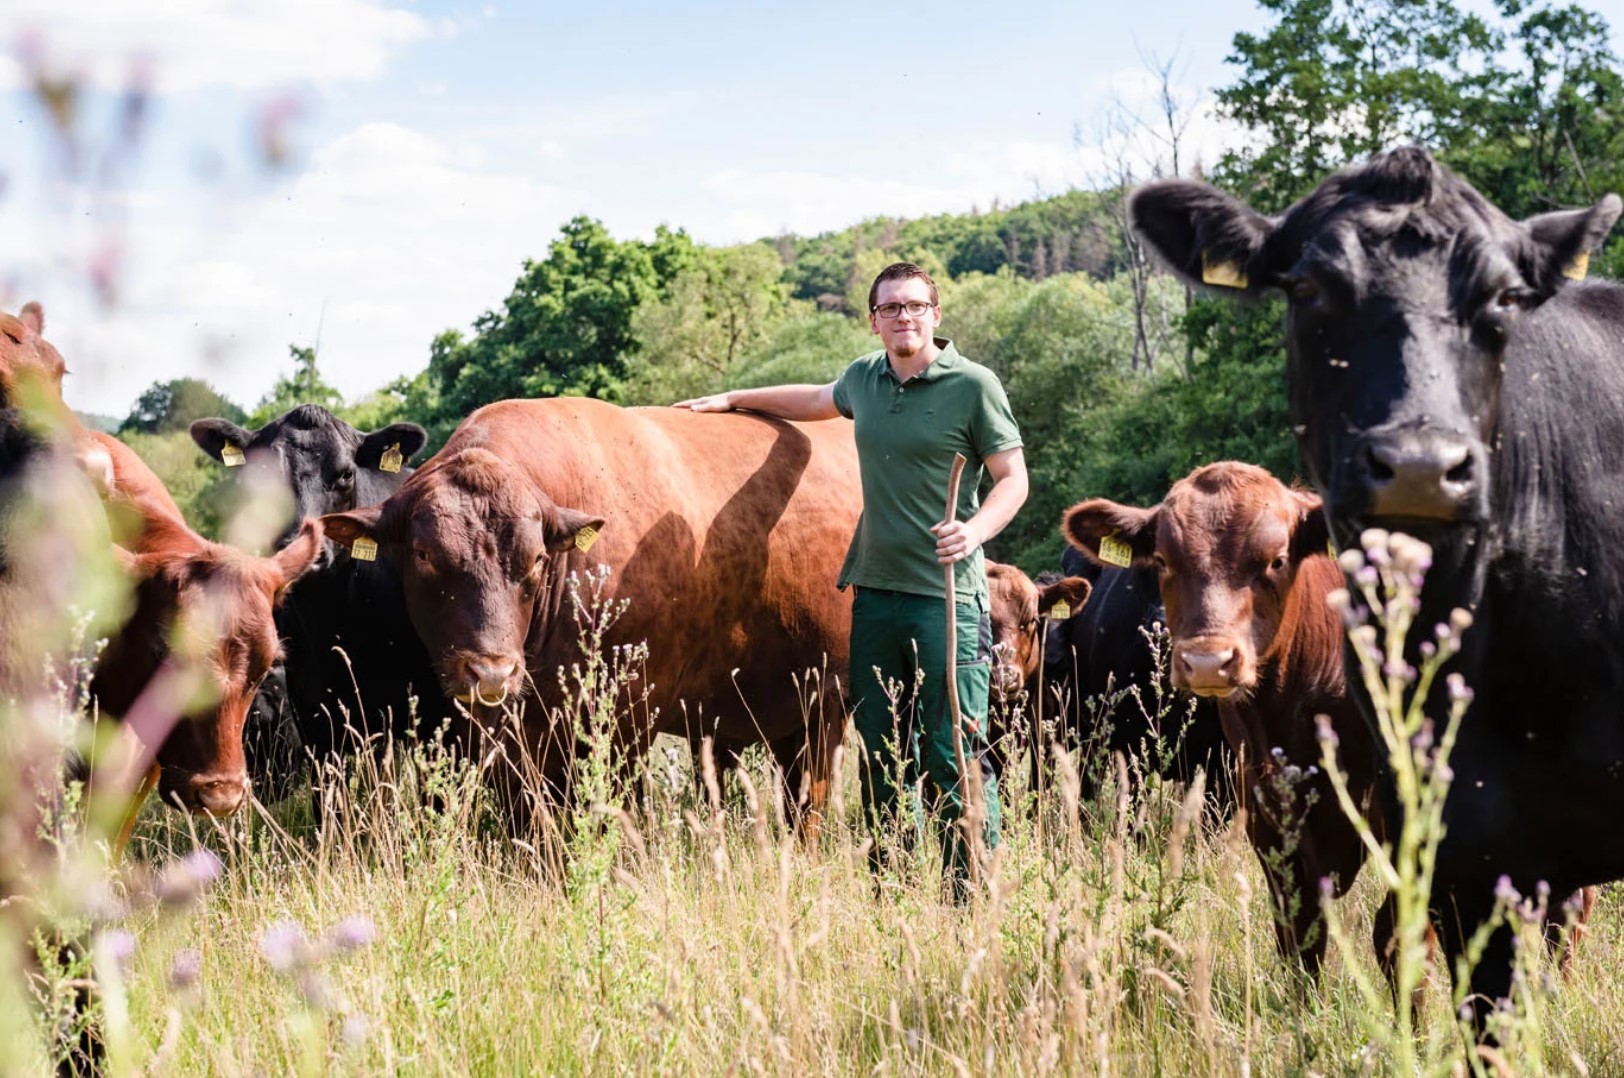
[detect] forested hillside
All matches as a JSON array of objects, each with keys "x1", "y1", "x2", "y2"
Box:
[{"x1": 124, "y1": 0, "x2": 1624, "y2": 573}]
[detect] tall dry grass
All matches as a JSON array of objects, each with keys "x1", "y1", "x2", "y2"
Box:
[{"x1": 10, "y1": 557, "x2": 1624, "y2": 1076}]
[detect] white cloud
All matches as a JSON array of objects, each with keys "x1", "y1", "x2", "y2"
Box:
[
  {"x1": 0, "y1": 0, "x2": 430, "y2": 93},
  {"x1": 28, "y1": 122, "x2": 581, "y2": 417}
]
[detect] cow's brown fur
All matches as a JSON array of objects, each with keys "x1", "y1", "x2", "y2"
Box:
[
  {"x1": 985, "y1": 561, "x2": 1091, "y2": 703},
  {"x1": 322, "y1": 397, "x2": 862, "y2": 834},
  {"x1": 87, "y1": 433, "x2": 323, "y2": 815},
  {"x1": 1065, "y1": 462, "x2": 1376, "y2": 974}
]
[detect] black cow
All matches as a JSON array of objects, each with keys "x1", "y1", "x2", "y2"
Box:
[
  {"x1": 191, "y1": 406, "x2": 447, "y2": 800},
  {"x1": 1130, "y1": 146, "x2": 1621, "y2": 1019},
  {"x1": 1040, "y1": 544, "x2": 1232, "y2": 810}
]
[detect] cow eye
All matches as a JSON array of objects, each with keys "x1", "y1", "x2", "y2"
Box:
[
  {"x1": 1269, "y1": 555, "x2": 1289, "y2": 574},
  {"x1": 1290, "y1": 276, "x2": 1320, "y2": 302},
  {"x1": 1489, "y1": 288, "x2": 1527, "y2": 314},
  {"x1": 336, "y1": 469, "x2": 355, "y2": 489},
  {"x1": 414, "y1": 546, "x2": 431, "y2": 565},
  {"x1": 1151, "y1": 552, "x2": 1168, "y2": 571}
]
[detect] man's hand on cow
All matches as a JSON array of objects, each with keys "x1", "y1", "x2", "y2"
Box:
[
  {"x1": 673, "y1": 392, "x2": 733, "y2": 412},
  {"x1": 931, "y1": 518, "x2": 983, "y2": 564}
]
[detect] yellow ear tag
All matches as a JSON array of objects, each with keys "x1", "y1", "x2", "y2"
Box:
[
  {"x1": 379, "y1": 443, "x2": 404, "y2": 474},
  {"x1": 1201, "y1": 250, "x2": 1249, "y2": 290},
  {"x1": 350, "y1": 537, "x2": 378, "y2": 562},
  {"x1": 221, "y1": 445, "x2": 246, "y2": 467},
  {"x1": 1049, "y1": 599, "x2": 1072, "y2": 622},
  {"x1": 1564, "y1": 251, "x2": 1590, "y2": 281},
  {"x1": 1098, "y1": 533, "x2": 1135, "y2": 569},
  {"x1": 574, "y1": 524, "x2": 599, "y2": 553}
]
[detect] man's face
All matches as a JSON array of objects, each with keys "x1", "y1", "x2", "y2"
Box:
[{"x1": 869, "y1": 277, "x2": 941, "y2": 359}]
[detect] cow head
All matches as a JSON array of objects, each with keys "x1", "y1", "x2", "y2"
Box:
[
  {"x1": 191, "y1": 405, "x2": 427, "y2": 552},
  {"x1": 0, "y1": 302, "x2": 69, "y2": 416},
  {"x1": 99, "y1": 521, "x2": 324, "y2": 813},
  {"x1": 1130, "y1": 147, "x2": 1621, "y2": 543},
  {"x1": 319, "y1": 449, "x2": 604, "y2": 707},
  {"x1": 1063, "y1": 463, "x2": 1330, "y2": 699},
  {"x1": 985, "y1": 561, "x2": 1091, "y2": 703}
]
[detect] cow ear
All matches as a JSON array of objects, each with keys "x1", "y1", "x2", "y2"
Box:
[
  {"x1": 1038, "y1": 575, "x2": 1092, "y2": 618},
  {"x1": 1522, "y1": 194, "x2": 1622, "y2": 295},
  {"x1": 546, "y1": 506, "x2": 606, "y2": 553},
  {"x1": 268, "y1": 518, "x2": 323, "y2": 601},
  {"x1": 1288, "y1": 489, "x2": 1331, "y2": 564},
  {"x1": 191, "y1": 418, "x2": 254, "y2": 463},
  {"x1": 1130, "y1": 180, "x2": 1277, "y2": 296},
  {"x1": 1062, "y1": 499, "x2": 1159, "y2": 568},
  {"x1": 319, "y1": 504, "x2": 384, "y2": 552},
  {"x1": 355, "y1": 423, "x2": 429, "y2": 471},
  {"x1": 18, "y1": 301, "x2": 43, "y2": 337}
]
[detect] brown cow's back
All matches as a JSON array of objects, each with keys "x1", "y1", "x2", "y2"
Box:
[{"x1": 439, "y1": 398, "x2": 860, "y2": 750}]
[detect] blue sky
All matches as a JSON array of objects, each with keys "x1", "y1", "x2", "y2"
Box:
[{"x1": 1, "y1": 0, "x2": 1611, "y2": 418}]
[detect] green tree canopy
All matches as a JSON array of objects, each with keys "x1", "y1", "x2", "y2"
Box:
[
  {"x1": 119, "y1": 377, "x2": 246, "y2": 435},
  {"x1": 247, "y1": 345, "x2": 345, "y2": 427}
]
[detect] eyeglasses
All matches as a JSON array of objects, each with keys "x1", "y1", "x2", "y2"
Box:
[{"x1": 871, "y1": 300, "x2": 935, "y2": 320}]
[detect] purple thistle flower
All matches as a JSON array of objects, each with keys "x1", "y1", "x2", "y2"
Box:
[
  {"x1": 259, "y1": 920, "x2": 308, "y2": 973},
  {"x1": 156, "y1": 849, "x2": 224, "y2": 907},
  {"x1": 341, "y1": 1013, "x2": 370, "y2": 1047},
  {"x1": 99, "y1": 929, "x2": 136, "y2": 974},
  {"x1": 1494, "y1": 875, "x2": 1518, "y2": 907},
  {"x1": 1447, "y1": 673, "x2": 1474, "y2": 705},
  {"x1": 326, "y1": 915, "x2": 376, "y2": 955},
  {"x1": 168, "y1": 948, "x2": 202, "y2": 991}
]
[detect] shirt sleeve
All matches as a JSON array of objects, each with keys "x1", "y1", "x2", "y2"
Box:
[
  {"x1": 831, "y1": 361, "x2": 856, "y2": 420},
  {"x1": 971, "y1": 370, "x2": 1023, "y2": 459}
]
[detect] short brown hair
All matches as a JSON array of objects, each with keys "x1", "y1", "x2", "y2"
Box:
[{"x1": 868, "y1": 262, "x2": 939, "y2": 313}]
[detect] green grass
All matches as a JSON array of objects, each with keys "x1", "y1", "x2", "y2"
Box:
[{"x1": 23, "y1": 725, "x2": 1614, "y2": 1078}]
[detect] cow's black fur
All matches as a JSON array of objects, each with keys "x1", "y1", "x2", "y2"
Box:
[
  {"x1": 192, "y1": 407, "x2": 448, "y2": 799},
  {"x1": 1131, "y1": 146, "x2": 1624, "y2": 1020},
  {"x1": 1040, "y1": 544, "x2": 1232, "y2": 810}
]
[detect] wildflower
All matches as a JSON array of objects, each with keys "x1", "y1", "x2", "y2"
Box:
[
  {"x1": 156, "y1": 849, "x2": 223, "y2": 907},
  {"x1": 99, "y1": 929, "x2": 136, "y2": 974},
  {"x1": 1359, "y1": 528, "x2": 1390, "y2": 556},
  {"x1": 1494, "y1": 875, "x2": 1518, "y2": 907},
  {"x1": 168, "y1": 948, "x2": 202, "y2": 991},
  {"x1": 341, "y1": 1012, "x2": 370, "y2": 1047},
  {"x1": 1326, "y1": 588, "x2": 1351, "y2": 613},
  {"x1": 326, "y1": 915, "x2": 376, "y2": 954},
  {"x1": 259, "y1": 920, "x2": 309, "y2": 973},
  {"x1": 1337, "y1": 549, "x2": 1366, "y2": 575},
  {"x1": 1449, "y1": 608, "x2": 1474, "y2": 634},
  {"x1": 1447, "y1": 673, "x2": 1474, "y2": 705},
  {"x1": 1355, "y1": 565, "x2": 1379, "y2": 588}
]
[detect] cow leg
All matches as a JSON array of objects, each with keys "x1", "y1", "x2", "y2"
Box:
[{"x1": 1438, "y1": 886, "x2": 1513, "y2": 1037}]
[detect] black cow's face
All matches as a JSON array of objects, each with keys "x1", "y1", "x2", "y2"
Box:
[
  {"x1": 191, "y1": 405, "x2": 427, "y2": 551},
  {"x1": 1131, "y1": 147, "x2": 1620, "y2": 544}
]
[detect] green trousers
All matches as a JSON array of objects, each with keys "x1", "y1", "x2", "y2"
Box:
[{"x1": 849, "y1": 586, "x2": 1001, "y2": 893}]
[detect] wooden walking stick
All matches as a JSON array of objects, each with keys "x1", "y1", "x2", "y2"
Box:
[{"x1": 941, "y1": 452, "x2": 986, "y2": 887}]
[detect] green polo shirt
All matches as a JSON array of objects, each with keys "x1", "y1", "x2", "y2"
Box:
[{"x1": 831, "y1": 338, "x2": 1023, "y2": 602}]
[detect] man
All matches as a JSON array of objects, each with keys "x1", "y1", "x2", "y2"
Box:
[{"x1": 676, "y1": 262, "x2": 1027, "y2": 896}]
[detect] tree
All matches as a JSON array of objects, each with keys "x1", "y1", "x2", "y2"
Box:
[
  {"x1": 622, "y1": 243, "x2": 790, "y2": 403},
  {"x1": 119, "y1": 377, "x2": 245, "y2": 435},
  {"x1": 248, "y1": 344, "x2": 344, "y2": 426},
  {"x1": 427, "y1": 217, "x2": 697, "y2": 421}
]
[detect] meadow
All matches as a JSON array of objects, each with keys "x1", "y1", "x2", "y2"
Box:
[{"x1": 14, "y1": 586, "x2": 1623, "y2": 1078}]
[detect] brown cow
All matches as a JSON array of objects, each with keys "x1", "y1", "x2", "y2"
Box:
[
  {"x1": 320, "y1": 397, "x2": 861, "y2": 831},
  {"x1": 985, "y1": 562, "x2": 1092, "y2": 705},
  {"x1": 1064, "y1": 462, "x2": 1375, "y2": 973},
  {"x1": 88, "y1": 431, "x2": 322, "y2": 815},
  {"x1": 983, "y1": 561, "x2": 1091, "y2": 778},
  {"x1": 1063, "y1": 461, "x2": 1597, "y2": 976}
]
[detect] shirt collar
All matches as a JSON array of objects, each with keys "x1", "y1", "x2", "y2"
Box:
[{"x1": 884, "y1": 338, "x2": 960, "y2": 384}]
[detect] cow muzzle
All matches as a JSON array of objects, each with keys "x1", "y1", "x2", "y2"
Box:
[
  {"x1": 1172, "y1": 639, "x2": 1246, "y2": 698},
  {"x1": 1353, "y1": 429, "x2": 1480, "y2": 523},
  {"x1": 454, "y1": 654, "x2": 524, "y2": 708},
  {"x1": 163, "y1": 769, "x2": 250, "y2": 816}
]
